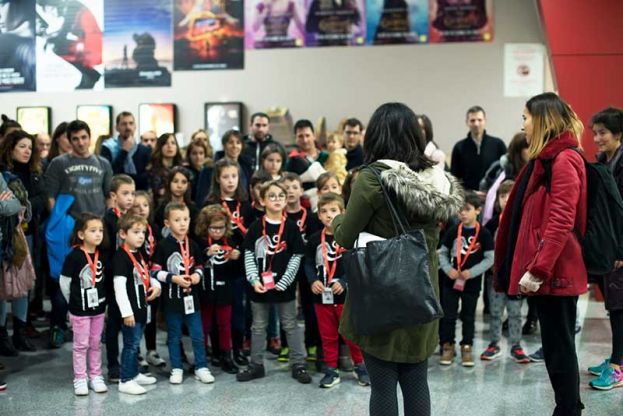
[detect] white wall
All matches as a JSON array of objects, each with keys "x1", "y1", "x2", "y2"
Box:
[{"x1": 0, "y1": 0, "x2": 548, "y2": 156}]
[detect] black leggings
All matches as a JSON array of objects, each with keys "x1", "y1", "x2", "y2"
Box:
[
  {"x1": 610, "y1": 310, "x2": 623, "y2": 365},
  {"x1": 363, "y1": 352, "x2": 430, "y2": 416}
]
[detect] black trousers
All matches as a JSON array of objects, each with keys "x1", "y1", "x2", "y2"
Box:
[
  {"x1": 106, "y1": 302, "x2": 123, "y2": 372},
  {"x1": 535, "y1": 296, "x2": 584, "y2": 416},
  {"x1": 439, "y1": 286, "x2": 479, "y2": 345}
]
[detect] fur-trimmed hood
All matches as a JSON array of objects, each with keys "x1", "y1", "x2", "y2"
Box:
[{"x1": 377, "y1": 160, "x2": 464, "y2": 223}]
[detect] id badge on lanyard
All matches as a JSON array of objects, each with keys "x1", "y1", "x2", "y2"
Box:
[
  {"x1": 261, "y1": 271, "x2": 275, "y2": 290},
  {"x1": 322, "y1": 287, "x2": 334, "y2": 304},
  {"x1": 86, "y1": 288, "x2": 99, "y2": 308},
  {"x1": 184, "y1": 295, "x2": 195, "y2": 315}
]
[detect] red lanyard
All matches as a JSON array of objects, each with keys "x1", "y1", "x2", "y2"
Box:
[
  {"x1": 285, "y1": 207, "x2": 307, "y2": 233},
  {"x1": 122, "y1": 244, "x2": 150, "y2": 290},
  {"x1": 321, "y1": 229, "x2": 342, "y2": 284},
  {"x1": 222, "y1": 199, "x2": 248, "y2": 235},
  {"x1": 208, "y1": 237, "x2": 233, "y2": 258},
  {"x1": 262, "y1": 215, "x2": 286, "y2": 273},
  {"x1": 146, "y1": 224, "x2": 155, "y2": 258},
  {"x1": 178, "y1": 236, "x2": 191, "y2": 276},
  {"x1": 112, "y1": 207, "x2": 121, "y2": 218},
  {"x1": 456, "y1": 222, "x2": 480, "y2": 272},
  {"x1": 80, "y1": 247, "x2": 99, "y2": 286}
]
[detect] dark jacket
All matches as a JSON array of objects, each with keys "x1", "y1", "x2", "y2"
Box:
[
  {"x1": 333, "y1": 160, "x2": 463, "y2": 363},
  {"x1": 479, "y1": 154, "x2": 517, "y2": 192},
  {"x1": 241, "y1": 134, "x2": 286, "y2": 172},
  {"x1": 451, "y1": 131, "x2": 507, "y2": 191},
  {"x1": 100, "y1": 142, "x2": 151, "y2": 190},
  {"x1": 495, "y1": 132, "x2": 588, "y2": 297},
  {"x1": 346, "y1": 145, "x2": 364, "y2": 171}
]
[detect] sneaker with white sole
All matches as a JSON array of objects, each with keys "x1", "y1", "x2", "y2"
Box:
[
  {"x1": 74, "y1": 378, "x2": 88, "y2": 396},
  {"x1": 170, "y1": 368, "x2": 184, "y2": 384},
  {"x1": 119, "y1": 379, "x2": 146, "y2": 395},
  {"x1": 146, "y1": 350, "x2": 166, "y2": 367},
  {"x1": 195, "y1": 367, "x2": 215, "y2": 384},
  {"x1": 134, "y1": 373, "x2": 157, "y2": 385},
  {"x1": 88, "y1": 376, "x2": 108, "y2": 393}
]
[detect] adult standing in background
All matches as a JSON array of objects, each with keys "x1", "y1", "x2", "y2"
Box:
[
  {"x1": 47, "y1": 122, "x2": 72, "y2": 162},
  {"x1": 140, "y1": 130, "x2": 157, "y2": 150},
  {"x1": 242, "y1": 112, "x2": 286, "y2": 172},
  {"x1": 333, "y1": 103, "x2": 463, "y2": 416},
  {"x1": 418, "y1": 114, "x2": 446, "y2": 170},
  {"x1": 100, "y1": 111, "x2": 151, "y2": 190},
  {"x1": 343, "y1": 118, "x2": 365, "y2": 171},
  {"x1": 141, "y1": 133, "x2": 183, "y2": 201},
  {"x1": 451, "y1": 106, "x2": 506, "y2": 191},
  {"x1": 286, "y1": 119, "x2": 328, "y2": 190},
  {"x1": 495, "y1": 93, "x2": 586, "y2": 415}
]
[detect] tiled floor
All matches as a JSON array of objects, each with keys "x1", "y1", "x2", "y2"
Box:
[{"x1": 1, "y1": 294, "x2": 621, "y2": 416}]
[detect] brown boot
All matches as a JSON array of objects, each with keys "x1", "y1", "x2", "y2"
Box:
[
  {"x1": 440, "y1": 343, "x2": 455, "y2": 365},
  {"x1": 461, "y1": 344, "x2": 475, "y2": 367}
]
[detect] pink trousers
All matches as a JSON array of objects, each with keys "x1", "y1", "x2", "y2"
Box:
[{"x1": 69, "y1": 313, "x2": 105, "y2": 380}]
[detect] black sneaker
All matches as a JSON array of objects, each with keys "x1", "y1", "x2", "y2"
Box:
[
  {"x1": 292, "y1": 364, "x2": 312, "y2": 384},
  {"x1": 529, "y1": 347, "x2": 545, "y2": 363},
  {"x1": 236, "y1": 363, "x2": 265, "y2": 382},
  {"x1": 107, "y1": 368, "x2": 120, "y2": 384},
  {"x1": 522, "y1": 320, "x2": 538, "y2": 335},
  {"x1": 354, "y1": 363, "x2": 371, "y2": 386},
  {"x1": 233, "y1": 349, "x2": 249, "y2": 366},
  {"x1": 319, "y1": 368, "x2": 340, "y2": 388}
]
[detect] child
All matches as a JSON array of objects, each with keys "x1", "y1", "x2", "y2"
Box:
[
  {"x1": 479, "y1": 180, "x2": 529, "y2": 363},
  {"x1": 103, "y1": 174, "x2": 136, "y2": 383},
  {"x1": 154, "y1": 167, "x2": 199, "y2": 238},
  {"x1": 249, "y1": 170, "x2": 272, "y2": 222},
  {"x1": 131, "y1": 191, "x2": 166, "y2": 369},
  {"x1": 236, "y1": 181, "x2": 311, "y2": 384},
  {"x1": 151, "y1": 202, "x2": 214, "y2": 385},
  {"x1": 324, "y1": 134, "x2": 348, "y2": 185},
  {"x1": 438, "y1": 191, "x2": 494, "y2": 367},
  {"x1": 60, "y1": 213, "x2": 108, "y2": 396},
  {"x1": 113, "y1": 214, "x2": 162, "y2": 395},
  {"x1": 196, "y1": 205, "x2": 241, "y2": 374},
  {"x1": 316, "y1": 172, "x2": 342, "y2": 198},
  {"x1": 259, "y1": 143, "x2": 286, "y2": 181},
  {"x1": 306, "y1": 193, "x2": 369, "y2": 388}
]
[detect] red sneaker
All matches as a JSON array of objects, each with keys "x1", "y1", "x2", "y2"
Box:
[{"x1": 511, "y1": 345, "x2": 530, "y2": 363}]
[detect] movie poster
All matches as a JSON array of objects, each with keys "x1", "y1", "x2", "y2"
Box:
[
  {"x1": 428, "y1": 0, "x2": 492, "y2": 43},
  {"x1": 245, "y1": 0, "x2": 306, "y2": 49},
  {"x1": 138, "y1": 103, "x2": 176, "y2": 136},
  {"x1": 366, "y1": 0, "x2": 428, "y2": 45},
  {"x1": 304, "y1": 0, "x2": 366, "y2": 47},
  {"x1": 174, "y1": 0, "x2": 244, "y2": 70},
  {"x1": 35, "y1": 0, "x2": 103, "y2": 92},
  {"x1": 104, "y1": 0, "x2": 172, "y2": 88},
  {"x1": 0, "y1": 1, "x2": 36, "y2": 92}
]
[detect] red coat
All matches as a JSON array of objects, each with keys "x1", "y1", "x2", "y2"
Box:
[{"x1": 494, "y1": 132, "x2": 588, "y2": 296}]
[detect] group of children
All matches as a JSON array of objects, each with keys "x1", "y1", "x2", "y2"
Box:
[{"x1": 61, "y1": 160, "x2": 369, "y2": 396}]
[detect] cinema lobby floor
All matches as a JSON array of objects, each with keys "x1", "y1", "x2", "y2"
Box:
[{"x1": 0, "y1": 294, "x2": 619, "y2": 416}]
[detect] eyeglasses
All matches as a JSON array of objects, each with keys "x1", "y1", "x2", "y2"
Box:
[
  {"x1": 209, "y1": 226, "x2": 226, "y2": 232},
  {"x1": 267, "y1": 193, "x2": 286, "y2": 201}
]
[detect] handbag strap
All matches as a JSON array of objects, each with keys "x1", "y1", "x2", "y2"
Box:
[{"x1": 366, "y1": 166, "x2": 408, "y2": 236}]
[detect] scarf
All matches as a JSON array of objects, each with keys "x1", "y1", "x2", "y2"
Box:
[{"x1": 102, "y1": 137, "x2": 138, "y2": 175}]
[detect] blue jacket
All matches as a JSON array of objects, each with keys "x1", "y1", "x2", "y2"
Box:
[{"x1": 46, "y1": 194, "x2": 75, "y2": 280}]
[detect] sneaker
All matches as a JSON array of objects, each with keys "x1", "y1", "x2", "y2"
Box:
[
  {"x1": 588, "y1": 359, "x2": 611, "y2": 376},
  {"x1": 277, "y1": 347, "x2": 290, "y2": 363},
  {"x1": 169, "y1": 368, "x2": 183, "y2": 384},
  {"x1": 118, "y1": 379, "x2": 146, "y2": 395},
  {"x1": 440, "y1": 343, "x2": 455, "y2": 365},
  {"x1": 107, "y1": 369, "x2": 120, "y2": 384},
  {"x1": 0, "y1": 380, "x2": 6, "y2": 391},
  {"x1": 319, "y1": 367, "x2": 340, "y2": 388},
  {"x1": 233, "y1": 349, "x2": 249, "y2": 366},
  {"x1": 73, "y1": 378, "x2": 88, "y2": 396},
  {"x1": 267, "y1": 337, "x2": 281, "y2": 355},
  {"x1": 146, "y1": 350, "x2": 166, "y2": 367},
  {"x1": 48, "y1": 326, "x2": 65, "y2": 349},
  {"x1": 589, "y1": 366, "x2": 623, "y2": 390},
  {"x1": 88, "y1": 376, "x2": 108, "y2": 393},
  {"x1": 138, "y1": 354, "x2": 149, "y2": 371},
  {"x1": 461, "y1": 345, "x2": 475, "y2": 367},
  {"x1": 510, "y1": 345, "x2": 530, "y2": 364},
  {"x1": 529, "y1": 347, "x2": 545, "y2": 363},
  {"x1": 134, "y1": 373, "x2": 157, "y2": 385},
  {"x1": 354, "y1": 363, "x2": 371, "y2": 386},
  {"x1": 236, "y1": 363, "x2": 265, "y2": 382},
  {"x1": 195, "y1": 367, "x2": 215, "y2": 384},
  {"x1": 480, "y1": 343, "x2": 502, "y2": 361},
  {"x1": 292, "y1": 364, "x2": 312, "y2": 384},
  {"x1": 306, "y1": 346, "x2": 317, "y2": 362}
]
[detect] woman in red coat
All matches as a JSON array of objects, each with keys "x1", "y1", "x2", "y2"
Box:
[{"x1": 495, "y1": 92, "x2": 586, "y2": 416}]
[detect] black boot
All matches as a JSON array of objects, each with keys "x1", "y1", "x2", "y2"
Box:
[
  {"x1": 0, "y1": 326, "x2": 18, "y2": 357},
  {"x1": 522, "y1": 319, "x2": 538, "y2": 335},
  {"x1": 233, "y1": 348, "x2": 248, "y2": 366},
  {"x1": 220, "y1": 351, "x2": 239, "y2": 374},
  {"x1": 12, "y1": 318, "x2": 36, "y2": 352}
]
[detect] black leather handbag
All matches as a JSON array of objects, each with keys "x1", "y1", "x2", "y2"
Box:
[{"x1": 343, "y1": 166, "x2": 443, "y2": 336}]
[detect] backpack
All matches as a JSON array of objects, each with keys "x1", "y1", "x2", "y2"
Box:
[{"x1": 543, "y1": 148, "x2": 623, "y2": 276}]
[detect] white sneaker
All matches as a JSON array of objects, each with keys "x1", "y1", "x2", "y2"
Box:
[
  {"x1": 118, "y1": 380, "x2": 146, "y2": 395},
  {"x1": 194, "y1": 367, "x2": 215, "y2": 384},
  {"x1": 169, "y1": 368, "x2": 183, "y2": 384},
  {"x1": 146, "y1": 350, "x2": 166, "y2": 367},
  {"x1": 88, "y1": 376, "x2": 108, "y2": 393},
  {"x1": 134, "y1": 373, "x2": 157, "y2": 385},
  {"x1": 73, "y1": 379, "x2": 88, "y2": 396}
]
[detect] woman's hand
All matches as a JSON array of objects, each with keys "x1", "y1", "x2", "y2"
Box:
[{"x1": 519, "y1": 271, "x2": 542, "y2": 293}]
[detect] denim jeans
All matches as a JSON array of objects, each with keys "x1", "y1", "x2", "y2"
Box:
[
  {"x1": 121, "y1": 322, "x2": 145, "y2": 382},
  {"x1": 166, "y1": 311, "x2": 207, "y2": 370},
  {"x1": 0, "y1": 296, "x2": 28, "y2": 325}
]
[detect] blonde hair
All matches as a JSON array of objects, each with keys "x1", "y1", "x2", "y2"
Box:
[{"x1": 525, "y1": 93, "x2": 583, "y2": 159}]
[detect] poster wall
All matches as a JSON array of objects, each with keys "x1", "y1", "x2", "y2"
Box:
[
  {"x1": 76, "y1": 104, "x2": 112, "y2": 139},
  {"x1": 503, "y1": 43, "x2": 545, "y2": 98},
  {"x1": 138, "y1": 103, "x2": 176, "y2": 136},
  {"x1": 16, "y1": 106, "x2": 50, "y2": 134},
  {"x1": 174, "y1": 0, "x2": 244, "y2": 70},
  {"x1": 104, "y1": 0, "x2": 172, "y2": 88},
  {"x1": 245, "y1": 0, "x2": 306, "y2": 49},
  {"x1": 366, "y1": 0, "x2": 428, "y2": 45},
  {"x1": 428, "y1": 0, "x2": 492, "y2": 43},
  {"x1": 0, "y1": 1, "x2": 36, "y2": 92},
  {"x1": 304, "y1": 0, "x2": 366, "y2": 47},
  {"x1": 35, "y1": 0, "x2": 103, "y2": 92}
]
